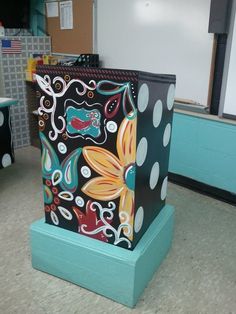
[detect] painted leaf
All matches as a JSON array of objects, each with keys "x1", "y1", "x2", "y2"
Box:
[
  {"x1": 60, "y1": 148, "x2": 82, "y2": 192},
  {"x1": 40, "y1": 132, "x2": 82, "y2": 192},
  {"x1": 96, "y1": 80, "x2": 126, "y2": 96},
  {"x1": 40, "y1": 132, "x2": 60, "y2": 179},
  {"x1": 73, "y1": 200, "x2": 112, "y2": 242},
  {"x1": 58, "y1": 191, "x2": 74, "y2": 201},
  {"x1": 58, "y1": 206, "x2": 73, "y2": 220},
  {"x1": 43, "y1": 185, "x2": 53, "y2": 204},
  {"x1": 104, "y1": 94, "x2": 121, "y2": 118},
  {"x1": 50, "y1": 211, "x2": 59, "y2": 225},
  {"x1": 52, "y1": 170, "x2": 63, "y2": 186}
]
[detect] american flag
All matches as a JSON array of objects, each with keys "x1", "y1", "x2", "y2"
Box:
[{"x1": 1, "y1": 39, "x2": 22, "y2": 54}]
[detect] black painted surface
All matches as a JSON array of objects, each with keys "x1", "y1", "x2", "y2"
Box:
[
  {"x1": 36, "y1": 65, "x2": 175, "y2": 250},
  {"x1": 208, "y1": 0, "x2": 232, "y2": 34},
  {"x1": 133, "y1": 78, "x2": 175, "y2": 248},
  {"x1": 210, "y1": 34, "x2": 227, "y2": 115}
]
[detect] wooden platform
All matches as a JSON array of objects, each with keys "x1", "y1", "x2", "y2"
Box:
[{"x1": 30, "y1": 204, "x2": 174, "y2": 308}]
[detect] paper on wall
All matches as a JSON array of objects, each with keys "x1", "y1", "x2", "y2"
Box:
[
  {"x1": 46, "y1": 2, "x2": 59, "y2": 18},
  {"x1": 60, "y1": 0, "x2": 73, "y2": 30}
]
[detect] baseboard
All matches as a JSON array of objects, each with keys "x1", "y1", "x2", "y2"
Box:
[{"x1": 169, "y1": 172, "x2": 236, "y2": 205}]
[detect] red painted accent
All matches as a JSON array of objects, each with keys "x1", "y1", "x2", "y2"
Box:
[
  {"x1": 52, "y1": 187, "x2": 58, "y2": 195},
  {"x1": 46, "y1": 180, "x2": 51, "y2": 186},
  {"x1": 71, "y1": 117, "x2": 92, "y2": 130},
  {"x1": 45, "y1": 205, "x2": 50, "y2": 212},
  {"x1": 73, "y1": 201, "x2": 112, "y2": 243},
  {"x1": 104, "y1": 94, "x2": 121, "y2": 118},
  {"x1": 54, "y1": 197, "x2": 60, "y2": 205},
  {"x1": 50, "y1": 204, "x2": 56, "y2": 211}
]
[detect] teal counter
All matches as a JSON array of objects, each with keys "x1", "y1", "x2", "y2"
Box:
[{"x1": 169, "y1": 110, "x2": 236, "y2": 196}]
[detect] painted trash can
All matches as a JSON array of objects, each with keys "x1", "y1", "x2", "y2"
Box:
[{"x1": 36, "y1": 65, "x2": 176, "y2": 250}]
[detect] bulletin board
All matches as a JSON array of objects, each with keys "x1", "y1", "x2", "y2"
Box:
[{"x1": 46, "y1": 0, "x2": 93, "y2": 54}]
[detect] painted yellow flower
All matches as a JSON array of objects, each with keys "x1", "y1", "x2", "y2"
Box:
[{"x1": 82, "y1": 114, "x2": 137, "y2": 240}]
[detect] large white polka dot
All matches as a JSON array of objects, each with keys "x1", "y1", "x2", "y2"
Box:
[
  {"x1": 161, "y1": 177, "x2": 168, "y2": 200},
  {"x1": 2, "y1": 154, "x2": 11, "y2": 168},
  {"x1": 153, "y1": 99, "x2": 163, "y2": 128},
  {"x1": 163, "y1": 123, "x2": 171, "y2": 147},
  {"x1": 138, "y1": 83, "x2": 149, "y2": 112},
  {"x1": 81, "y1": 166, "x2": 91, "y2": 178},
  {"x1": 167, "y1": 84, "x2": 175, "y2": 110},
  {"x1": 149, "y1": 162, "x2": 160, "y2": 190},
  {"x1": 0, "y1": 111, "x2": 4, "y2": 127},
  {"x1": 134, "y1": 206, "x2": 144, "y2": 233},
  {"x1": 136, "y1": 137, "x2": 148, "y2": 166}
]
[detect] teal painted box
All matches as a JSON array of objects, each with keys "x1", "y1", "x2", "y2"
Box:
[{"x1": 30, "y1": 204, "x2": 174, "y2": 308}]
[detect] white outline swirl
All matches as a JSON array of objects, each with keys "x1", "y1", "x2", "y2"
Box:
[
  {"x1": 36, "y1": 74, "x2": 97, "y2": 141},
  {"x1": 80, "y1": 201, "x2": 132, "y2": 248}
]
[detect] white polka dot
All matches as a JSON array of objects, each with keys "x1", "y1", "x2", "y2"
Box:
[
  {"x1": 138, "y1": 83, "x2": 149, "y2": 112},
  {"x1": 167, "y1": 84, "x2": 175, "y2": 110},
  {"x1": 161, "y1": 177, "x2": 168, "y2": 200},
  {"x1": 75, "y1": 196, "x2": 85, "y2": 207},
  {"x1": 136, "y1": 137, "x2": 148, "y2": 167},
  {"x1": 58, "y1": 142, "x2": 67, "y2": 154},
  {"x1": 163, "y1": 123, "x2": 171, "y2": 147},
  {"x1": 153, "y1": 100, "x2": 163, "y2": 128},
  {"x1": 81, "y1": 166, "x2": 91, "y2": 178},
  {"x1": 2, "y1": 154, "x2": 11, "y2": 168},
  {"x1": 134, "y1": 206, "x2": 144, "y2": 233},
  {"x1": 149, "y1": 162, "x2": 160, "y2": 190},
  {"x1": 106, "y1": 121, "x2": 117, "y2": 133},
  {"x1": 0, "y1": 111, "x2": 4, "y2": 127}
]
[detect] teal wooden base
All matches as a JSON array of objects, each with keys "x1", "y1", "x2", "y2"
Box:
[{"x1": 30, "y1": 204, "x2": 174, "y2": 308}]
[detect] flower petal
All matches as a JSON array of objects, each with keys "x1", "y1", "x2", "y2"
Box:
[
  {"x1": 119, "y1": 188, "x2": 134, "y2": 240},
  {"x1": 83, "y1": 146, "x2": 123, "y2": 179},
  {"x1": 82, "y1": 177, "x2": 124, "y2": 201},
  {"x1": 117, "y1": 115, "x2": 137, "y2": 166}
]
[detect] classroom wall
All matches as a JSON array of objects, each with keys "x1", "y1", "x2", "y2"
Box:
[{"x1": 95, "y1": 0, "x2": 213, "y2": 106}]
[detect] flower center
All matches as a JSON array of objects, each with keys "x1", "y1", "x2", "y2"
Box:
[{"x1": 124, "y1": 164, "x2": 136, "y2": 191}]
